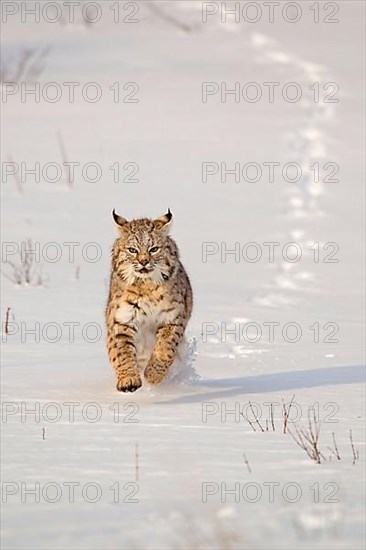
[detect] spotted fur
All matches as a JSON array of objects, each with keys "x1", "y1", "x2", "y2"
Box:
[{"x1": 105, "y1": 210, "x2": 193, "y2": 392}]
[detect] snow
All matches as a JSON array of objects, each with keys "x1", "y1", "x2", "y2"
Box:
[{"x1": 1, "y1": 1, "x2": 365, "y2": 549}]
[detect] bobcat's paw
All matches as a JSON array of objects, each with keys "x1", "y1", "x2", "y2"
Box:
[
  {"x1": 116, "y1": 374, "x2": 142, "y2": 393},
  {"x1": 144, "y1": 363, "x2": 168, "y2": 385}
]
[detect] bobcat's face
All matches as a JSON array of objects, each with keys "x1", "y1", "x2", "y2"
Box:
[
  {"x1": 112, "y1": 210, "x2": 178, "y2": 284},
  {"x1": 123, "y1": 227, "x2": 167, "y2": 278}
]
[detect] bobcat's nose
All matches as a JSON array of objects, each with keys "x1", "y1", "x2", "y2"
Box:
[{"x1": 139, "y1": 257, "x2": 149, "y2": 267}]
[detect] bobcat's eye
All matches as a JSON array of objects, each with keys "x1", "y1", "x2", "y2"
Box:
[
  {"x1": 149, "y1": 246, "x2": 160, "y2": 254},
  {"x1": 128, "y1": 247, "x2": 138, "y2": 254}
]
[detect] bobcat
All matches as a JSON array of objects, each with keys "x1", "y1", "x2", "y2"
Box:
[{"x1": 105, "y1": 209, "x2": 193, "y2": 392}]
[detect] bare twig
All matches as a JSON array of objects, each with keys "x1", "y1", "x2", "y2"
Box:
[
  {"x1": 57, "y1": 130, "x2": 72, "y2": 188},
  {"x1": 145, "y1": 2, "x2": 193, "y2": 33},
  {"x1": 240, "y1": 411, "x2": 256, "y2": 432},
  {"x1": 327, "y1": 432, "x2": 341, "y2": 460},
  {"x1": 249, "y1": 401, "x2": 265, "y2": 432},
  {"x1": 242, "y1": 453, "x2": 252, "y2": 474},
  {"x1": 270, "y1": 403, "x2": 276, "y2": 431},
  {"x1": 349, "y1": 430, "x2": 359, "y2": 465},
  {"x1": 288, "y1": 407, "x2": 324, "y2": 464},
  {"x1": 1, "y1": 46, "x2": 50, "y2": 83},
  {"x1": 282, "y1": 394, "x2": 295, "y2": 434},
  {"x1": 26, "y1": 45, "x2": 52, "y2": 81},
  {"x1": 2, "y1": 260, "x2": 23, "y2": 285},
  {"x1": 2, "y1": 239, "x2": 43, "y2": 286},
  {"x1": 13, "y1": 48, "x2": 33, "y2": 81},
  {"x1": 4, "y1": 307, "x2": 11, "y2": 335},
  {"x1": 241, "y1": 403, "x2": 265, "y2": 432}
]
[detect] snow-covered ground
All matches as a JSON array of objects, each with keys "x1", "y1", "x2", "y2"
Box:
[{"x1": 1, "y1": 1, "x2": 365, "y2": 548}]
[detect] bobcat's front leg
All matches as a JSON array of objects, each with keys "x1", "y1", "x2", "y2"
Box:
[
  {"x1": 108, "y1": 322, "x2": 142, "y2": 392},
  {"x1": 144, "y1": 323, "x2": 184, "y2": 385}
]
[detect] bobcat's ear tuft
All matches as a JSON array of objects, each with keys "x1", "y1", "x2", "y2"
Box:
[
  {"x1": 112, "y1": 209, "x2": 128, "y2": 230},
  {"x1": 154, "y1": 209, "x2": 173, "y2": 231}
]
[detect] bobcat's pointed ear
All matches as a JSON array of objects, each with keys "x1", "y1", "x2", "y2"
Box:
[
  {"x1": 154, "y1": 208, "x2": 173, "y2": 231},
  {"x1": 112, "y1": 209, "x2": 128, "y2": 230}
]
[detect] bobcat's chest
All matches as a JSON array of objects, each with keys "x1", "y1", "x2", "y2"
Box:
[
  {"x1": 115, "y1": 293, "x2": 176, "y2": 329},
  {"x1": 114, "y1": 293, "x2": 177, "y2": 369}
]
